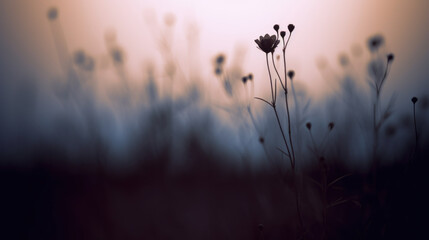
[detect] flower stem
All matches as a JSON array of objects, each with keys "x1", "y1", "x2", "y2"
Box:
[
  {"x1": 271, "y1": 54, "x2": 285, "y2": 90},
  {"x1": 272, "y1": 106, "x2": 292, "y2": 162},
  {"x1": 413, "y1": 102, "x2": 418, "y2": 146},
  {"x1": 265, "y1": 54, "x2": 275, "y2": 104},
  {"x1": 282, "y1": 33, "x2": 303, "y2": 233},
  {"x1": 281, "y1": 46, "x2": 296, "y2": 168}
]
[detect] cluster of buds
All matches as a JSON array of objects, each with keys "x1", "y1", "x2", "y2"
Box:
[{"x1": 241, "y1": 73, "x2": 253, "y2": 84}]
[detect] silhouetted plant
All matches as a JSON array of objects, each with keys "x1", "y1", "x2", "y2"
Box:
[
  {"x1": 2, "y1": 6, "x2": 428, "y2": 240},
  {"x1": 305, "y1": 121, "x2": 354, "y2": 238},
  {"x1": 412, "y1": 97, "x2": 418, "y2": 145},
  {"x1": 47, "y1": 6, "x2": 72, "y2": 75},
  {"x1": 368, "y1": 45, "x2": 395, "y2": 166},
  {"x1": 254, "y1": 23, "x2": 303, "y2": 233}
]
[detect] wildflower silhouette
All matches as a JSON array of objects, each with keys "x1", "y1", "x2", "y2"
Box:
[
  {"x1": 254, "y1": 24, "x2": 303, "y2": 234},
  {"x1": 254, "y1": 34, "x2": 280, "y2": 54}
]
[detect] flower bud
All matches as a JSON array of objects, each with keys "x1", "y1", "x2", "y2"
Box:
[
  {"x1": 216, "y1": 54, "x2": 225, "y2": 65},
  {"x1": 306, "y1": 122, "x2": 312, "y2": 130},
  {"x1": 215, "y1": 67, "x2": 222, "y2": 76},
  {"x1": 280, "y1": 31, "x2": 286, "y2": 38},
  {"x1": 288, "y1": 24, "x2": 295, "y2": 33},
  {"x1": 387, "y1": 53, "x2": 394, "y2": 62},
  {"x1": 328, "y1": 122, "x2": 335, "y2": 130},
  {"x1": 287, "y1": 70, "x2": 295, "y2": 80},
  {"x1": 273, "y1": 24, "x2": 279, "y2": 32},
  {"x1": 412, "y1": 97, "x2": 418, "y2": 104}
]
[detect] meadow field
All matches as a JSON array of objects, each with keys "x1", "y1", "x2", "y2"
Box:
[{"x1": 1, "y1": 2, "x2": 428, "y2": 239}]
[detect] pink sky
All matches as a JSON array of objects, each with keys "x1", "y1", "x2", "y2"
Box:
[{"x1": 1, "y1": 0, "x2": 428, "y2": 102}]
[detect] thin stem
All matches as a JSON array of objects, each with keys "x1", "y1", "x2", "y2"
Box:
[
  {"x1": 243, "y1": 83, "x2": 249, "y2": 106},
  {"x1": 265, "y1": 53, "x2": 275, "y2": 104},
  {"x1": 321, "y1": 162, "x2": 328, "y2": 240},
  {"x1": 277, "y1": 147, "x2": 290, "y2": 158},
  {"x1": 281, "y1": 41, "x2": 296, "y2": 168},
  {"x1": 291, "y1": 79, "x2": 302, "y2": 154},
  {"x1": 372, "y1": 89, "x2": 381, "y2": 156},
  {"x1": 413, "y1": 103, "x2": 418, "y2": 146},
  {"x1": 284, "y1": 92, "x2": 296, "y2": 166},
  {"x1": 271, "y1": 54, "x2": 285, "y2": 90},
  {"x1": 248, "y1": 105, "x2": 285, "y2": 185},
  {"x1": 291, "y1": 79, "x2": 300, "y2": 117},
  {"x1": 250, "y1": 79, "x2": 255, "y2": 105},
  {"x1": 320, "y1": 131, "x2": 333, "y2": 155},
  {"x1": 247, "y1": 106, "x2": 261, "y2": 138},
  {"x1": 248, "y1": 106, "x2": 273, "y2": 167},
  {"x1": 254, "y1": 97, "x2": 272, "y2": 107},
  {"x1": 273, "y1": 107, "x2": 293, "y2": 166},
  {"x1": 49, "y1": 21, "x2": 70, "y2": 76},
  {"x1": 378, "y1": 60, "x2": 392, "y2": 94},
  {"x1": 274, "y1": 75, "x2": 277, "y2": 104},
  {"x1": 309, "y1": 130, "x2": 319, "y2": 157},
  {"x1": 282, "y1": 31, "x2": 303, "y2": 232},
  {"x1": 281, "y1": 35, "x2": 291, "y2": 92}
]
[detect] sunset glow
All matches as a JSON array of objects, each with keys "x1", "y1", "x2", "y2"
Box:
[{"x1": 1, "y1": 1, "x2": 428, "y2": 238}]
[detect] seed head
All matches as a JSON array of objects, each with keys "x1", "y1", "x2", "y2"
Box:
[
  {"x1": 242, "y1": 76, "x2": 248, "y2": 84},
  {"x1": 273, "y1": 24, "x2": 279, "y2": 32},
  {"x1": 412, "y1": 97, "x2": 418, "y2": 104},
  {"x1": 288, "y1": 24, "x2": 295, "y2": 33},
  {"x1": 328, "y1": 122, "x2": 335, "y2": 130},
  {"x1": 387, "y1": 53, "x2": 395, "y2": 62},
  {"x1": 216, "y1": 54, "x2": 225, "y2": 65},
  {"x1": 287, "y1": 70, "x2": 295, "y2": 80},
  {"x1": 306, "y1": 122, "x2": 312, "y2": 130},
  {"x1": 215, "y1": 67, "x2": 222, "y2": 76},
  {"x1": 280, "y1": 31, "x2": 286, "y2": 38},
  {"x1": 367, "y1": 35, "x2": 385, "y2": 53},
  {"x1": 248, "y1": 73, "x2": 253, "y2": 81}
]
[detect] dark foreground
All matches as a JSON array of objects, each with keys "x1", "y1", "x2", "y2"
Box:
[{"x1": 1, "y1": 150, "x2": 427, "y2": 240}]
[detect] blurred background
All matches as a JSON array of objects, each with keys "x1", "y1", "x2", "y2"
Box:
[
  {"x1": 1, "y1": 0, "x2": 428, "y2": 239},
  {"x1": 1, "y1": 0, "x2": 428, "y2": 165}
]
